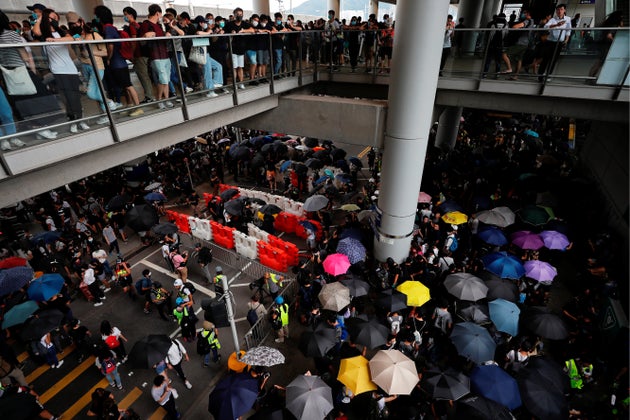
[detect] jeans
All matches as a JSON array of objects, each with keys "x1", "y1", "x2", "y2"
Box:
[
  {"x1": 273, "y1": 49, "x2": 283, "y2": 74},
  {"x1": 44, "y1": 346, "x2": 59, "y2": 367},
  {"x1": 0, "y1": 86, "x2": 17, "y2": 136},
  {"x1": 203, "y1": 348, "x2": 219, "y2": 365},
  {"x1": 105, "y1": 367, "x2": 122, "y2": 387},
  {"x1": 203, "y1": 56, "x2": 224, "y2": 90}
]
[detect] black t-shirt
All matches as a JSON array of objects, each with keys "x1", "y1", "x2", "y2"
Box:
[
  {"x1": 197, "y1": 247, "x2": 213, "y2": 265},
  {"x1": 224, "y1": 21, "x2": 252, "y2": 54},
  {"x1": 271, "y1": 23, "x2": 285, "y2": 49}
]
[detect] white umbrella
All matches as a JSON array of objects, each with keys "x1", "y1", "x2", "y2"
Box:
[
  {"x1": 368, "y1": 350, "x2": 419, "y2": 395},
  {"x1": 318, "y1": 282, "x2": 351, "y2": 312}
]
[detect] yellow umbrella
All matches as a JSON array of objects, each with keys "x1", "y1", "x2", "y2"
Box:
[
  {"x1": 442, "y1": 211, "x2": 468, "y2": 225},
  {"x1": 338, "y1": 355, "x2": 377, "y2": 396},
  {"x1": 396, "y1": 281, "x2": 431, "y2": 307}
]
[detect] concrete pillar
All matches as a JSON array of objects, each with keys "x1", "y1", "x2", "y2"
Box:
[
  {"x1": 458, "y1": 0, "x2": 485, "y2": 54},
  {"x1": 70, "y1": 0, "x2": 101, "y2": 23},
  {"x1": 327, "y1": 0, "x2": 340, "y2": 17},
  {"x1": 369, "y1": 0, "x2": 379, "y2": 18},
  {"x1": 435, "y1": 106, "x2": 463, "y2": 151},
  {"x1": 373, "y1": 0, "x2": 451, "y2": 263},
  {"x1": 481, "y1": 0, "x2": 502, "y2": 26},
  {"x1": 253, "y1": 0, "x2": 270, "y2": 16}
]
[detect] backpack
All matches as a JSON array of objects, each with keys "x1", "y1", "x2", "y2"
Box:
[
  {"x1": 449, "y1": 236, "x2": 459, "y2": 252},
  {"x1": 196, "y1": 331, "x2": 212, "y2": 355},
  {"x1": 105, "y1": 335, "x2": 120, "y2": 349},
  {"x1": 117, "y1": 28, "x2": 136, "y2": 60},
  {"x1": 247, "y1": 304, "x2": 260, "y2": 326},
  {"x1": 102, "y1": 357, "x2": 116, "y2": 374},
  {"x1": 135, "y1": 278, "x2": 150, "y2": 294}
]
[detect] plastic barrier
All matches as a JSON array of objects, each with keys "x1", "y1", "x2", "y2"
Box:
[
  {"x1": 247, "y1": 223, "x2": 269, "y2": 243},
  {"x1": 233, "y1": 230, "x2": 258, "y2": 260},
  {"x1": 175, "y1": 212, "x2": 191, "y2": 234},
  {"x1": 218, "y1": 183, "x2": 234, "y2": 193},
  {"x1": 284, "y1": 199, "x2": 305, "y2": 217},
  {"x1": 215, "y1": 225, "x2": 235, "y2": 249},
  {"x1": 203, "y1": 193, "x2": 214, "y2": 208},
  {"x1": 257, "y1": 241, "x2": 288, "y2": 272},
  {"x1": 267, "y1": 235, "x2": 299, "y2": 267},
  {"x1": 294, "y1": 218, "x2": 323, "y2": 240},
  {"x1": 188, "y1": 216, "x2": 212, "y2": 241}
]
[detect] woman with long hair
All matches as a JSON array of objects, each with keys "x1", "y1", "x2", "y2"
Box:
[{"x1": 100, "y1": 319, "x2": 128, "y2": 363}]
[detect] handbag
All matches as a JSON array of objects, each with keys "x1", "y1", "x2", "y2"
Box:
[
  {"x1": 0, "y1": 65, "x2": 37, "y2": 96},
  {"x1": 188, "y1": 46, "x2": 207, "y2": 65}
]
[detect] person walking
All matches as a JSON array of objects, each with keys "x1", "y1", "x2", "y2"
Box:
[
  {"x1": 96, "y1": 346, "x2": 122, "y2": 390},
  {"x1": 213, "y1": 266, "x2": 227, "y2": 297},
  {"x1": 264, "y1": 272, "x2": 284, "y2": 300},
  {"x1": 100, "y1": 320, "x2": 128, "y2": 363},
  {"x1": 0, "y1": 353, "x2": 28, "y2": 387},
  {"x1": 114, "y1": 257, "x2": 137, "y2": 301},
  {"x1": 150, "y1": 281, "x2": 174, "y2": 321},
  {"x1": 151, "y1": 375, "x2": 180, "y2": 420},
  {"x1": 165, "y1": 338, "x2": 193, "y2": 390},
  {"x1": 194, "y1": 242, "x2": 213, "y2": 282},
  {"x1": 198, "y1": 321, "x2": 221, "y2": 366},
  {"x1": 173, "y1": 298, "x2": 197, "y2": 342},
  {"x1": 137, "y1": 269, "x2": 153, "y2": 314},
  {"x1": 83, "y1": 262, "x2": 105, "y2": 307},
  {"x1": 274, "y1": 296, "x2": 290, "y2": 343},
  {"x1": 40, "y1": 332, "x2": 64, "y2": 369}
]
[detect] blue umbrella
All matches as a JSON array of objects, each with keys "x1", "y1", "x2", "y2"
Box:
[
  {"x1": 336, "y1": 237, "x2": 366, "y2": 264},
  {"x1": 477, "y1": 226, "x2": 508, "y2": 246},
  {"x1": 280, "y1": 160, "x2": 293, "y2": 172},
  {"x1": 470, "y1": 365, "x2": 522, "y2": 410},
  {"x1": 2, "y1": 300, "x2": 39, "y2": 329},
  {"x1": 488, "y1": 298, "x2": 520, "y2": 337},
  {"x1": 482, "y1": 252, "x2": 525, "y2": 280},
  {"x1": 450, "y1": 322, "x2": 497, "y2": 364},
  {"x1": 523, "y1": 129, "x2": 539, "y2": 138},
  {"x1": 437, "y1": 199, "x2": 465, "y2": 214},
  {"x1": 31, "y1": 230, "x2": 62, "y2": 244},
  {"x1": 144, "y1": 192, "x2": 167, "y2": 202},
  {"x1": 314, "y1": 176, "x2": 328, "y2": 186},
  {"x1": 0, "y1": 266, "x2": 34, "y2": 296},
  {"x1": 27, "y1": 273, "x2": 65, "y2": 301},
  {"x1": 208, "y1": 373, "x2": 260, "y2": 420},
  {"x1": 298, "y1": 220, "x2": 316, "y2": 232},
  {"x1": 335, "y1": 174, "x2": 352, "y2": 184}
]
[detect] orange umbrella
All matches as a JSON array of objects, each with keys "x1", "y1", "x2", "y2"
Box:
[{"x1": 228, "y1": 351, "x2": 249, "y2": 373}]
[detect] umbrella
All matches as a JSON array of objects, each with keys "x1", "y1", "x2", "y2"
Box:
[
  {"x1": 457, "y1": 395, "x2": 514, "y2": 419},
  {"x1": 144, "y1": 182, "x2": 162, "y2": 191},
  {"x1": 299, "y1": 325, "x2": 337, "y2": 358},
  {"x1": 194, "y1": 136, "x2": 208, "y2": 144},
  {"x1": 458, "y1": 302, "x2": 490, "y2": 324},
  {"x1": 472, "y1": 195, "x2": 493, "y2": 211},
  {"x1": 520, "y1": 306, "x2": 569, "y2": 340},
  {"x1": 220, "y1": 188, "x2": 240, "y2": 202},
  {"x1": 375, "y1": 289, "x2": 408, "y2": 312},
  {"x1": 336, "y1": 237, "x2": 366, "y2": 265},
  {"x1": 395, "y1": 281, "x2": 431, "y2": 307},
  {"x1": 228, "y1": 351, "x2": 249, "y2": 373},
  {"x1": 260, "y1": 204, "x2": 282, "y2": 216},
  {"x1": 323, "y1": 168, "x2": 335, "y2": 179},
  {"x1": 482, "y1": 252, "x2": 525, "y2": 279},
  {"x1": 27, "y1": 273, "x2": 64, "y2": 301},
  {"x1": 286, "y1": 374, "x2": 333, "y2": 420},
  {"x1": 20, "y1": 309, "x2": 64, "y2": 340},
  {"x1": 151, "y1": 222, "x2": 178, "y2": 236},
  {"x1": 294, "y1": 144, "x2": 310, "y2": 151},
  {"x1": 339, "y1": 228, "x2": 362, "y2": 241},
  {"x1": 511, "y1": 231, "x2": 544, "y2": 250},
  {"x1": 31, "y1": 230, "x2": 62, "y2": 245},
  {"x1": 417, "y1": 192, "x2": 432, "y2": 204},
  {"x1": 518, "y1": 368, "x2": 568, "y2": 420},
  {"x1": 540, "y1": 230, "x2": 570, "y2": 250},
  {"x1": 305, "y1": 158, "x2": 323, "y2": 169},
  {"x1": 303, "y1": 195, "x2": 329, "y2": 212},
  {"x1": 261, "y1": 143, "x2": 274, "y2": 154},
  {"x1": 470, "y1": 364, "x2": 521, "y2": 410},
  {"x1": 335, "y1": 174, "x2": 352, "y2": 184},
  {"x1": 521, "y1": 356, "x2": 571, "y2": 395},
  {"x1": 279, "y1": 160, "x2": 292, "y2": 172},
  {"x1": 229, "y1": 146, "x2": 250, "y2": 161},
  {"x1": 477, "y1": 226, "x2": 508, "y2": 246},
  {"x1": 357, "y1": 210, "x2": 375, "y2": 223},
  {"x1": 106, "y1": 195, "x2": 127, "y2": 211},
  {"x1": 340, "y1": 204, "x2": 360, "y2": 212},
  {"x1": 346, "y1": 318, "x2": 389, "y2": 349},
  {"x1": 369, "y1": 350, "x2": 419, "y2": 395},
  {"x1": 298, "y1": 220, "x2": 317, "y2": 233},
  {"x1": 128, "y1": 334, "x2": 173, "y2": 368},
  {"x1": 520, "y1": 205, "x2": 554, "y2": 226},
  {"x1": 340, "y1": 277, "x2": 370, "y2": 297},
  {"x1": 224, "y1": 199, "x2": 244, "y2": 216},
  {"x1": 444, "y1": 273, "x2": 488, "y2": 302},
  {"x1": 442, "y1": 211, "x2": 468, "y2": 225},
  {"x1": 436, "y1": 200, "x2": 465, "y2": 214},
  {"x1": 144, "y1": 192, "x2": 167, "y2": 202},
  {"x1": 475, "y1": 207, "x2": 516, "y2": 227},
  {"x1": 313, "y1": 176, "x2": 328, "y2": 186},
  {"x1": 272, "y1": 141, "x2": 288, "y2": 155},
  {"x1": 322, "y1": 253, "x2": 351, "y2": 276},
  {"x1": 338, "y1": 356, "x2": 377, "y2": 395},
  {"x1": 488, "y1": 298, "x2": 520, "y2": 336},
  {"x1": 523, "y1": 260, "x2": 557, "y2": 284},
  {"x1": 208, "y1": 373, "x2": 259, "y2": 420},
  {"x1": 169, "y1": 148, "x2": 185, "y2": 157},
  {"x1": 125, "y1": 204, "x2": 159, "y2": 232},
  {"x1": 0, "y1": 266, "x2": 34, "y2": 296},
  {"x1": 303, "y1": 138, "x2": 318, "y2": 148},
  {"x1": 331, "y1": 149, "x2": 347, "y2": 162},
  {"x1": 2, "y1": 300, "x2": 39, "y2": 329},
  {"x1": 485, "y1": 278, "x2": 519, "y2": 302},
  {"x1": 0, "y1": 257, "x2": 27, "y2": 270},
  {"x1": 240, "y1": 346, "x2": 285, "y2": 367},
  {"x1": 216, "y1": 137, "x2": 230, "y2": 145},
  {"x1": 348, "y1": 157, "x2": 362, "y2": 168},
  {"x1": 450, "y1": 322, "x2": 497, "y2": 364},
  {"x1": 423, "y1": 368, "x2": 470, "y2": 401},
  {"x1": 318, "y1": 282, "x2": 351, "y2": 312},
  {"x1": 523, "y1": 128, "x2": 539, "y2": 138}
]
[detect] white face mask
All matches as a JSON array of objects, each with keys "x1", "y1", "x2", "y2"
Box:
[
  {"x1": 208, "y1": 19, "x2": 214, "y2": 25},
  {"x1": 201, "y1": 23, "x2": 208, "y2": 29},
  {"x1": 252, "y1": 20, "x2": 259, "y2": 27}
]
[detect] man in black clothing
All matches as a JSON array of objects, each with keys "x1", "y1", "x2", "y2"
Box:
[
  {"x1": 224, "y1": 7, "x2": 254, "y2": 89},
  {"x1": 194, "y1": 243, "x2": 213, "y2": 282}
]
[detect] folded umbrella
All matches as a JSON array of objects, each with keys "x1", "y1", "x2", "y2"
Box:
[
  {"x1": 477, "y1": 226, "x2": 508, "y2": 246},
  {"x1": 338, "y1": 355, "x2": 377, "y2": 396},
  {"x1": 0, "y1": 266, "x2": 34, "y2": 297},
  {"x1": 151, "y1": 222, "x2": 178, "y2": 236},
  {"x1": 27, "y1": 273, "x2": 64, "y2": 302},
  {"x1": 450, "y1": 322, "x2": 496, "y2": 364},
  {"x1": 286, "y1": 374, "x2": 333, "y2": 420},
  {"x1": 346, "y1": 318, "x2": 389, "y2": 349},
  {"x1": 520, "y1": 306, "x2": 569, "y2": 340},
  {"x1": 2, "y1": 300, "x2": 39, "y2": 329},
  {"x1": 303, "y1": 195, "x2": 329, "y2": 212},
  {"x1": 20, "y1": 309, "x2": 64, "y2": 340},
  {"x1": 336, "y1": 237, "x2": 366, "y2": 265},
  {"x1": 299, "y1": 324, "x2": 337, "y2": 358},
  {"x1": 470, "y1": 364, "x2": 521, "y2": 410},
  {"x1": 511, "y1": 231, "x2": 544, "y2": 250},
  {"x1": 340, "y1": 277, "x2": 370, "y2": 297},
  {"x1": 540, "y1": 230, "x2": 570, "y2": 250},
  {"x1": 125, "y1": 204, "x2": 159, "y2": 232},
  {"x1": 318, "y1": 282, "x2": 351, "y2": 312},
  {"x1": 208, "y1": 373, "x2": 259, "y2": 420},
  {"x1": 444, "y1": 273, "x2": 488, "y2": 302},
  {"x1": 128, "y1": 334, "x2": 173, "y2": 369},
  {"x1": 395, "y1": 281, "x2": 431, "y2": 307},
  {"x1": 442, "y1": 211, "x2": 468, "y2": 225},
  {"x1": 482, "y1": 252, "x2": 525, "y2": 279},
  {"x1": 523, "y1": 260, "x2": 557, "y2": 284},
  {"x1": 488, "y1": 298, "x2": 520, "y2": 336},
  {"x1": 240, "y1": 346, "x2": 285, "y2": 367},
  {"x1": 369, "y1": 349, "x2": 419, "y2": 395},
  {"x1": 423, "y1": 367, "x2": 470, "y2": 401},
  {"x1": 322, "y1": 253, "x2": 351, "y2": 276}
]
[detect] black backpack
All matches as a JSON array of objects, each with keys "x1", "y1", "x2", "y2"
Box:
[
  {"x1": 247, "y1": 305, "x2": 260, "y2": 326},
  {"x1": 196, "y1": 331, "x2": 212, "y2": 355}
]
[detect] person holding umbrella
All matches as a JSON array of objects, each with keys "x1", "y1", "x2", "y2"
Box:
[{"x1": 151, "y1": 375, "x2": 180, "y2": 420}]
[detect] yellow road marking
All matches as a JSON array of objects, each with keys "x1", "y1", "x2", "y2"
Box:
[
  {"x1": 357, "y1": 146, "x2": 371, "y2": 159},
  {"x1": 149, "y1": 406, "x2": 167, "y2": 420},
  {"x1": 61, "y1": 377, "x2": 109, "y2": 419},
  {"x1": 118, "y1": 387, "x2": 143, "y2": 409},
  {"x1": 25, "y1": 344, "x2": 76, "y2": 383},
  {"x1": 17, "y1": 351, "x2": 28, "y2": 363},
  {"x1": 39, "y1": 356, "x2": 96, "y2": 404}
]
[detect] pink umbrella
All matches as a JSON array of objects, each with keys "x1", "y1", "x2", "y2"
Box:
[
  {"x1": 511, "y1": 231, "x2": 544, "y2": 250},
  {"x1": 524, "y1": 260, "x2": 557, "y2": 284},
  {"x1": 418, "y1": 192, "x2": 432, "y2": 204},
  {"x1": 540, "y1": 230, "x2": 570, "y2": 250},
  {"x1": 323, "y1": 253, "x2": 351, "y2": 276}
]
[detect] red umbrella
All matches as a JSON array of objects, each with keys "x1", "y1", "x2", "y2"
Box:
[
  {"x1": 418, "y1": 192, "x2": 432, "y2": 204},
  {"x1": 322, "y1": 253, "x2": 351, "y2": 276},
  {"x1": 0, "y1": 257, "x2": 27, "y2": 269}
]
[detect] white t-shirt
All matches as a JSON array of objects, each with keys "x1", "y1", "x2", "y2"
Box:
[
  {"x1": 83, "y1": 268, "x2": 96, "y2": 285},
  {"x1": 101, "y1": 326, "x2": 121, "y2": 341},
  {"x1": 166, "y1": 339, "x2": 186, "y2": 365},
  {"x1": 44, "y1": 32, "x2": 79, "y2": 74}
]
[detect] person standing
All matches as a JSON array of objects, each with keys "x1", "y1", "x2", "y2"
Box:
[
  {"x1": 274, "y1": 296, "x2": 290, "y2": 343},
  {"x1": 194, "y1": 243, "x2": 213, "y2": 282},
  {"x1": 173, "y1": 297, "x2": 197, "y2": 342},
  {"x1": 165, "y1": 338, "x2": 193, "y2": 389},
  {"x1": 540, "y1": 3, "x2": 572, "y2": 80},
  {"x1": 224, "y1": 7, "x2": 254, "y2": 89},
  {"x1": 440, "y1": 14, "x2": 454, "y2": 76},
  {"x1": 150, "y1": 281, "x2": 173, "y2": 321},
  {"x1": 83, "y1": 262, "x2": 105, "y2": 307},
  {"x1": 123, "y1": 6, "x2": 155, "y2": 103},
  {"x1": 162, "y1": 242, "x2": 175, "y2": 272},
  {"x1": 170, "y1": 247, "x2": 189, "y2": 282},
  {"x1": 213, "y1": 266, "x2": 227, "y2": 297},
  {"x1": 198, "y1": 321, "x2": 221, "y2": 366},
  {"x1": 138, "y1": 269, "x2": 153, "y2": 314},
  {"x1": 151, "y1": 375, "x2": 179, "y2": 420},
  {"x1": 0, "y1": 353, "x2": 28, "y2": 387},
  {"x1": 264, "y1": 272, "x2": 284, "y2": 299},
  {"x1": 96, "y1": 346, "x2": 122, "y2": 390},
  {"x1": 139, "y1": 4, "x2": 172, "y2": 108},
  {"x1": 100, "y1": 320, "x2": 128, "y2": 363},
  {"x1": 102, "y1": 222, "x2": 119, "y2": 255}
]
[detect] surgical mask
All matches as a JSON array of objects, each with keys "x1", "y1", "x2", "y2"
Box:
[
  {"x1": 93, "y1": 16, "x2": 100, "y2": 23},
  {"x1": 235, "y1": 15, "x2": 242, "y2": 22},
  {"x1": 208, "y1": 19, "x2": 214, "y2": 25},
  {"x1": 123, "y1": 16, "x2": 129, "y2": 23},
  {"x1": 351, "y1": 20, "x2": 356, "y2": 25},
  {"x1": 276, "y1": 19, "x2": 282, "y2": 25},
  {"x1": 31, "y1": 12, "x2": 38, "y2": 20},
  {"x1": 251, "y1": 20, "x2": 259, "y2": 27},
  {"x1": 219, "y1": 21, "x2": 225, "y2": 28},
  {"x1": 328, "y1": 14, "x2": 334, "y2": 19},
  {"x1": 520, "y1": 13, "x2": 526, "y2": 20},
  {"x1": 201, "y1": 23, "x2": 208, "y2": 29}
]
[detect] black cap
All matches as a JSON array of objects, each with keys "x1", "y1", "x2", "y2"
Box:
[
  {"x1": 27, "y1": 3, "x2": 46, "y2": 11},
  {"x1": 179, "y1": 12, "x2": 191, "y2": 20},
  {"x1": 193, "y1": 15, "x2": 207, "y2": 24}
]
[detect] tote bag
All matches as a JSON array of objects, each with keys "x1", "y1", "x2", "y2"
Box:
[{"x1": 0, "y1": 65, "x2": 37, "y2": 96}]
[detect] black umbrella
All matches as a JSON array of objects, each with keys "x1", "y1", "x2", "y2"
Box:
[
  {"x1": 375, "y1": 289, "x2": 408, "y2": 312},
  {"x1": 272, "y1": 141, "x2": 288, "y2": 155},
  {"x1": 20, "y1": 309, "x2": 64, "y2": 341},
  {"x1": 128, "y1": 334, "x2": 173, "y2": 368},
  {"x1": 340, "y1": 277, "x2": 370, "y2": 297},
  {"x1": 260, "y1": 204, "x2": 282, "y2": 216},
  {"x1": 208, "y1": 373, "x2": 260, "y2": 420},
  {"x1": 518, "y1": 367, "x2": 568, "y2": 420},
  {"x1": 305, "y1": 158, "x2": 323, "y2": 170},
  {"x1": 220, "y1": 188, "x2": 240, "y2": 202},
  {"x1": 261, "y1": 143, "x2": 274, "y2": 154},
  {"x1": 224, "y1": 199, "x2": 245, "y2": 216},
  {"x1": 190, "y1": 150, "x2": 207, "y2": 160},
  {"x1": 423, "y1": 367, "x2": 471, "y2": 401},
  {"x1": 348, "y1": 157, "x2": 363, "y2": 168},
  {"x1": 325, "y1": 185, "x2": 338, "y2": 196},
  {"x1": 294, "y1": 163, "x2": 308, "y2": 174},
  {"x1": 346, "y1": 318, "x2": 389, "y2": 349},
  {"x1": 483, "y1": 277, "x2": 519, "y2": 302},
  {"x1": 520, "y1": 356, "x2": 570, "y2": 395},
  {"x1": 151, "y1": 222, "x2": 178, "y2": 236},
  {"x1": 331, "y1": 148, "x2": 347, "y2": 161},
  {"x1": 436, "y1": 199, "x2": 465, "y2": 214},
  {"x1": 230, "y1": 146, "x2": 251, "y2": 161},
  {"x1": 125, "y1": 204, "x2": 159, "y2": 232},
  {"x1": 251, "y1": 153, "x2": 265, "y2": 168},
  {"x1": 299, "y1": 324, "x2": 337, "y2": 358},
  {"x1": 313, "y1": 150, "x2": 331, "y2": 163},
  {"x1": 457, "y1": 395, "x2": 514, "y2": 420},
  {"x1": 520, "y1": 306, "x2": 569, "y2": 340},
  {"x1": 106, "y1": 195, "x2": 126, "y2": 211},
  {"x1": 458, "y1": 302, "x2": 491, "y2": 324},
  {"x1": 304, "y1": 137, "x2": 318, "y2": 148}
]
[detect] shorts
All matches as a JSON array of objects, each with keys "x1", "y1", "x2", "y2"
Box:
[
  {"x1": 151, "y1": 58, "x2": 171, "y2": 85},
  {"x1": 506, "y1": 44, "x2": 528, "y2": 62},
  {"x1": 246, "y1": 50, "x2": 257, "y2": 65},
  {"x1": 108, "y1": 67, "x2": 133, "y2": 88},
  {"x1": 380, "y1": 46, "x2": 393, "y2": 59},
  {"x1": 256, "y1": 50, "x2": 270, "y2": 65},
  {"x1": 231, "y1": 54, "x2": 245, "y2": 69}
]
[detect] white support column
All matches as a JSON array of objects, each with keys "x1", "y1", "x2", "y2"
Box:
[
  {"x1": 253, "y1": 0, "x2": 270, "y2": 16},
  {"x1": 373, "y1": 0, "x2": 451, "y2": 263},
  {"x1": 327, "y1": 0, "x2": 340, "y2": 17},
  {"x1": 435, "y1": 106, "x2": 463, "y2": 151},
  {"x1": 369, "y1": 0, "x2": 379, "y2": 18},
  {"x1": 457, "y1": 0, "x2": 485, "y2": 54}
]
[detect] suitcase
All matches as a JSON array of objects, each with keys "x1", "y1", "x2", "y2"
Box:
[{"x1": 79, "y1": 282, "x2": 94, "y2": 302}]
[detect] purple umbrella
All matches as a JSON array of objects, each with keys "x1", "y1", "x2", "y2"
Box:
[
  {"x1": 523, "y1": 261, "x2": 557, "y2": 284},
  {"x1": 540, "y1": 230, "x2": 570, "y2": 250},
  {"x1": 511, "y1": 231, "x2": 544, "y2": 250}
]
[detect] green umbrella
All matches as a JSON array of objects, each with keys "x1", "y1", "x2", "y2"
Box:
[{"x1": 519, "y1": 205, "x2": 554, "y2": 226}]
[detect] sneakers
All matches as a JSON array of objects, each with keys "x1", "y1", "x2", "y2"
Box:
[
  {"x1": 117, "y1": 384, "x2": 123, "y2": 390},
  {"x1": 109, "y1": 382, "x2": 116, "y2": 387},
  {"x1": 94, "y1": 301, "x2": 104, "y2": 307},
  {"x1": 107, "y1": 100, "x2": 121, "y2": 111},
  {"x1": 129, "y1": 108, "x2": 144, "y2": 117},
  {"x1": 202, "y1": 363, "x2": 209, "y2": 368},
  {"x1": 55, "y1": 360, "x2": 64, "y2": 369},
  {"x1": 36, "y1": 129, "x2": 58, "y2": 140},
  {"x1": 165, "y1": 101, "x2": 174, "y2": 108},
  {"x1": 214, "y1": 83, "x2": 223, "y2": 88},
  {"x1": 140, "y1": 97, "x2": 154, "y2": 104},
  {"x1": 1, "y1": 140, "x2": 12, "y2": 151},
  {"x1": 144, "y1": 309, "x2": 151, "y2": 314},
  {"x1": 274, "y1": 338, "x2": 284, "y2": 343},
  {"x1": 206, "y1": 92, "x2": 219, "y2": 98},
  {"x1": 184, "y1": 86, "x2": 194, "y2": 93},
  {"x1": 157, "y1": 103, "x2": 166, "y2": 110},
  {"x1": 79, "y1": 122, "x2": 90, "y2": 131},
  {"x1": 10, "y1": 138, "x2": 25, "y2": 147},
  {"x1": 185, "y1": 380, "x2": 192, "y2": 389},
  {"x1": 237, "y1": 83, "x2": 246, "y2": 90},
  {"x1": 96, "y1": 116, "x2": 109, "y2": 125},
  {"x1": 69, "y1": 124, "x2": 78, "y2": 133}
]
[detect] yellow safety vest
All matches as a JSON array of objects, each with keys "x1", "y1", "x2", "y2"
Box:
[
  {"x1": 269, "y1": 274, "x2": 282, "y2": 286},
  {"x1": 565, "y1": 359, "x2": 583, "y2": 389},
  {"x1": 201, "y1": 330, "x2": 221, "y2": 349},
  {"x1": 279, "y1": 303, "x2": 289, "y2": 326}
]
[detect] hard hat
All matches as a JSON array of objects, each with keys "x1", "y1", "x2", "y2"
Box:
[
  {"x1": 215, "y1": 266, "x2": 223, "y2": 273},
  {"x1": 275, "y1": 296, "x2": 284, "y2": 305}
]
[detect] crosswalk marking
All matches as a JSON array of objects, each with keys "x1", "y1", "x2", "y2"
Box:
[
  {"x1": 118, "y1": 387, "x2": 143, "y2": 409},
  {"x1": 25, "y1": 344, "x2": 76, "y2": 383},
  {"x1": 17, "y1": 351, "x2": 28, "y2": 363},
  {"x1": 39, "y1": 356, "x2": 96, "y2": 404},
  {"x1": 149, "y1": 406, "x2": 167, "y2": 420},
  {"x1": 62, "y1": 377, "x2": 109, "y2": 419}
]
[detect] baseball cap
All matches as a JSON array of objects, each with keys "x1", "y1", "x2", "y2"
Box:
[
  {"x1": 27, "y1": 4, "x2": 46, "y2": 11},
  {"x1": 66, "y1": 11, "x2": 80, "y2": 24},
  {"x1": 193, "y1": 15, "x2": 207, "y2": 24},
  {"x1": 215, "y1": 266, "x2": 223, "y2": 273},
  {"x1": 174, "y1": 279, "x2": 183, "y2": 287}
]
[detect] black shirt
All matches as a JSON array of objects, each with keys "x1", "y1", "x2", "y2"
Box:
[{"x1": 224, "y1": 21, "x2": 252, "y2": 54}]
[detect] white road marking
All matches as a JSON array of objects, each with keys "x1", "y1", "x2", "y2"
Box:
[
  {"x1": 141, "y1": 260, "x2": 216, "y2": 298},
  {"x1": 130, "y1": 248, "x2": 161, "y2": 268}
]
